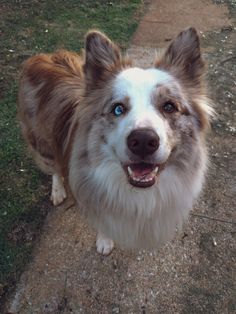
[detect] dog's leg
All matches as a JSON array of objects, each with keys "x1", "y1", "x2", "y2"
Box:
[
  {"x1": 96, "y1": 232, "x2": 114, "y2": 255},
  {"x1": 50, "y1": 174, "x2": 67, "y2": 206}
]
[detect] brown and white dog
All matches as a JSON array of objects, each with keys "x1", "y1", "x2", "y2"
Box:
[{"x1": 18, "y1": 28, "x2": 214, "y2": 255}]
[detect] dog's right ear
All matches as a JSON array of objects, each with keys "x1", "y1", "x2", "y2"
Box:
[
  {"x1": 155, "y1": 28, "x2": 205, "y2": 88},
  {"x1": 83, "y1": 30, "x2": 122, "y2": 87}
]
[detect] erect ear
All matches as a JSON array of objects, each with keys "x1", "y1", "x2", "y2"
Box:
[
  {"x1": 155, "y1": 28, "x2": 205, "y2": 84},
  {"x1": 83, "y1": 30, "x2": 122, "y2": 86}
]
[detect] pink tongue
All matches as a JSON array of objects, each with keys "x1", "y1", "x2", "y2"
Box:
[{"x1": 130, "y1": 164, "x2": 154, "y2": 177}]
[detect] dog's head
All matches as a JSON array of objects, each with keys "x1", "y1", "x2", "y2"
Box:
[{"x1": 77, "y1": 28, "x2": 213, "y2": 191}]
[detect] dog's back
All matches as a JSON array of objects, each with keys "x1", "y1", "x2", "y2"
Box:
[{"x1": 18, "y1": 50, "x2": 83, "y2": 176}]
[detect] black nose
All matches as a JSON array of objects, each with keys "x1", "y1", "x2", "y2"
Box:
[{"x1": 127, "y1": 128, "x2": 160, "y2": 158}]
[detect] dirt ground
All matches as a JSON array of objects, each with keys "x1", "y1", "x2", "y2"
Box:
[{"x1": 6, "y1": 0, "x2": 236, "y2": 313}]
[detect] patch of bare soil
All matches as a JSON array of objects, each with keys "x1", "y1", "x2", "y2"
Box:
[
  {"x1": 132, "y1": 0, "x2": 232, "y2": 47},
  {"x1": 6, "y1": 0, "x2": 236, "y2": 313}
]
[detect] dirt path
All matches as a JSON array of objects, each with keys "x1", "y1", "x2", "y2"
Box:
[{"x1": 7, "y1": 1, "x2": 236, "y2": 313}]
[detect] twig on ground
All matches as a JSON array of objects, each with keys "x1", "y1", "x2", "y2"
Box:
[
  {"x1": 220, "y1": 56, "x2": 236, "y2": 65},
  {"x1": 191, "y1": 213, "x2": 236, "y2": 225}
]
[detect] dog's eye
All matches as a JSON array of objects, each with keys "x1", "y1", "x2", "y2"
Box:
[
  {"x1": 112, "y1": 103, "x2": 126, "y2": 117},
  {"x1": 162, "y1": 101, "x2": 178, "y2": 114}
]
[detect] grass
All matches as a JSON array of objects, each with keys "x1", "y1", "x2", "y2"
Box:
[{"x1": 0, "y1": 0, "x2": 142, "y2": 306}]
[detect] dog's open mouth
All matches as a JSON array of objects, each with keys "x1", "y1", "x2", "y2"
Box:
[{"x1": 124, "y1": 163, "x2": 163, "y2": 188}]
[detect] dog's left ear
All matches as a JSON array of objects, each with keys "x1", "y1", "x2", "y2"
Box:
[
  {"x1": 155, "y1": 28, "x2": 205, "y2": 85},
  {"x1": 83, "y1": 30, "x2": 122, "y2": 86}
]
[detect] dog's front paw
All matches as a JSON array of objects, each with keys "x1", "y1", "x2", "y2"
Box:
[
  {"x1": 50, "y1": 186, "x2": 67, "y2": 206},
  {"x1": 96, "y1": 233, "x2": 114, "y2": 255},
  {"x1": 51, "y1": 174, "x2": 67, "y2": 206}
]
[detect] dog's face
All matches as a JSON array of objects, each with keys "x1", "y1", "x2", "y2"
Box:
[
  {"x1": 111, "y1": 67, "x2": 198, "y2": 188},
  {"x1": 79, "y1": 28, "x2": 213, "y2": 191},
  {"x1": 105, "y1": 67, "x2": 176, "y2": 188}
]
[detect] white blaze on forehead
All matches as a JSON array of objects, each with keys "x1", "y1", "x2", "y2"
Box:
[
  {"x1": 113, "y1": 67, "x2": 172, "y2": 103},
  {"x1": 113, "y1": 67, "x2": 172, "y2": 128}
]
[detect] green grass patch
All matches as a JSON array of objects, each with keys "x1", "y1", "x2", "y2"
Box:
[{"x1": 0, "y1": 0, "x2": 143, "y2": 306}]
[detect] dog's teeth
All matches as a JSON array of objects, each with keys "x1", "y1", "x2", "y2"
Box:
[
  {"x1": 127, "y1": 166, "x2": 133, "y2": 176},
  {"x1": 133, "y1": 177, "x2": 153, "y2": 183},
  {"x1": 154, "y1": 167, "x2": 159, "y2": 174},
  {"x1": 127, "y1": 165, "x2": 158, "y2": 184}
]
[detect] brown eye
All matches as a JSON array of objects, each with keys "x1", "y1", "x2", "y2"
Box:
[{"x1": 162, "y1": 101, "x2": 178, "y2": 114}]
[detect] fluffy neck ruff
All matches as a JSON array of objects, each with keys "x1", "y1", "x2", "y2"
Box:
[{"x1": 69, "y1": 144, "x2": 207, "y2": 249}]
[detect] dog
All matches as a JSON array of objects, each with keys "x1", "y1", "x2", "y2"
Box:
[{"x1": 18, "y1": 27, "x2": 214, "y2": 255}]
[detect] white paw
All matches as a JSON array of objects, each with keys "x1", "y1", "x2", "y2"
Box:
[
  {"x1": 50, "y1": 174, "x2": 67, "y2": 206},
  {"x1": 50, "y1": 186, "x2": 67, "y2": 206},
  {"x1": 96, "y1": 234, "x2": 114, "y2": 255}
]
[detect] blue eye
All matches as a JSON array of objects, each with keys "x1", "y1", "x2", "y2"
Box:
[{"x1": 112, "y1": 103, "x2": 125, "y2": 117}]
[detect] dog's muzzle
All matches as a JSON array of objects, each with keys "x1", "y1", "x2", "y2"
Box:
[{"x1": 124, "y1": 128, "x2": 164, "y2": 188}]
